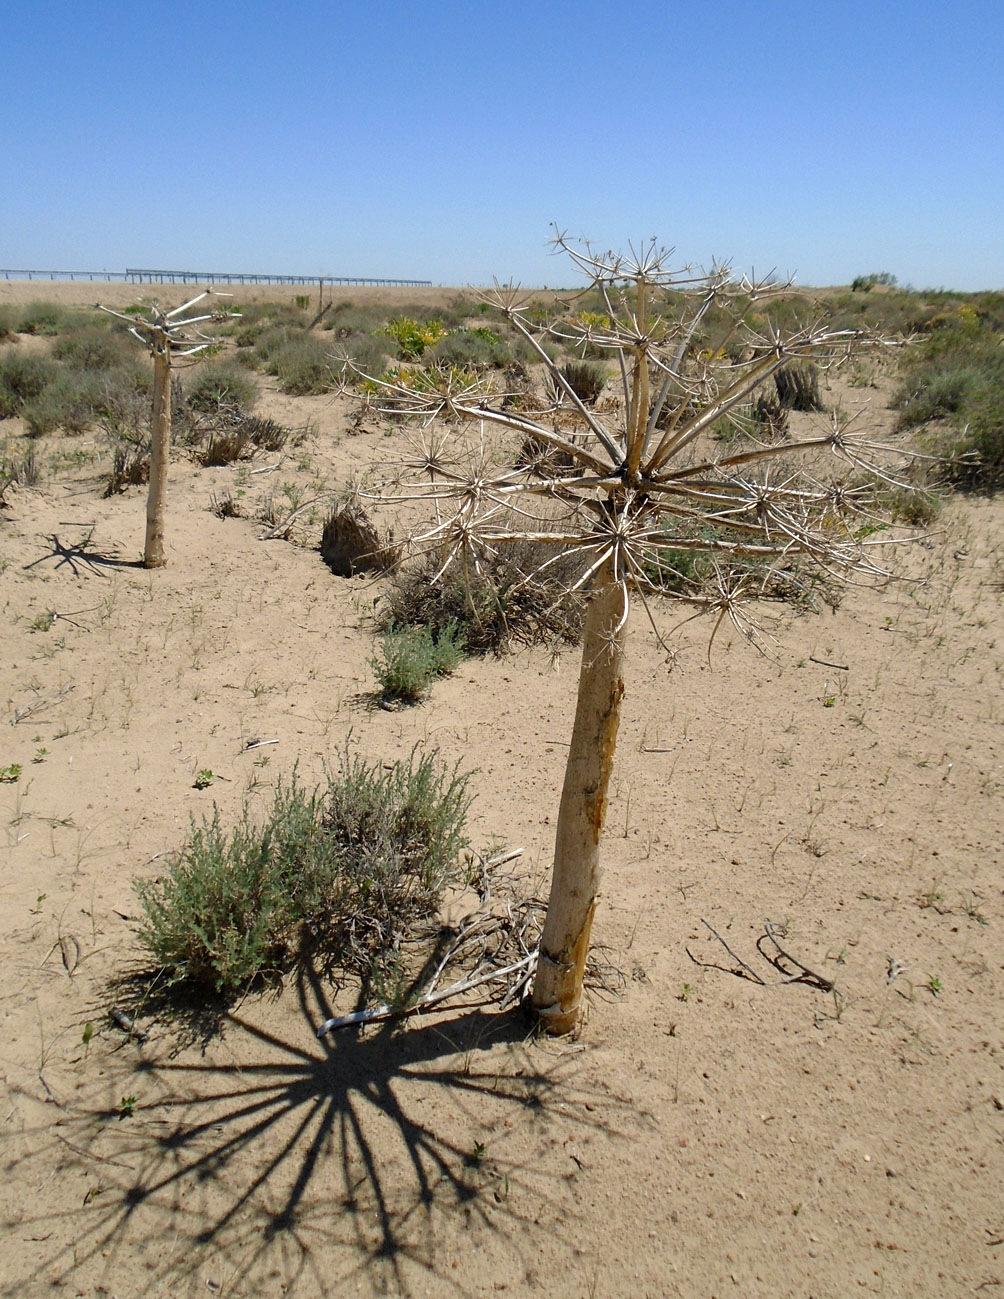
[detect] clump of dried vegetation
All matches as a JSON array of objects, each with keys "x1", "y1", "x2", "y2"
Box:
[{"x1": 320, "y1": 495, "x2": 397, "y2": 576}]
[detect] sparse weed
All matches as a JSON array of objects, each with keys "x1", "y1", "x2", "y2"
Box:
[{"x1": 917, "y1": 878, "x2": 947, "y2": 911}]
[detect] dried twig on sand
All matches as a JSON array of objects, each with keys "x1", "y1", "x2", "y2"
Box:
[{"x1": 687, "y1": 918, "x2": 834, "y2": 991}]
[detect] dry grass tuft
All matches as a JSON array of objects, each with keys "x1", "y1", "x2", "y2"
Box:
[{"x1": 321, "y1": 497, "x2": 398, "y2": 576}]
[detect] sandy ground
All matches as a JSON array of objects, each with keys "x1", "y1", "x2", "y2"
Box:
[{"x1": 1, "y1": 283, "x2": 1002, "y2": 1298}]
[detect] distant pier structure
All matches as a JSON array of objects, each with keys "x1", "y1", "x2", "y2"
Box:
[{"x1": 1, "y1": 267, "x2": 432, "y2": 287}]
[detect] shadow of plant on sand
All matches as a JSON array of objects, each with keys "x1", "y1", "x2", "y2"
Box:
[
  {"x1": 22, "y1": 530, "x2": 145, "y2": 578},
  {"x1": 5, "y1": 963, "x2": 640, "y2": 1297}
]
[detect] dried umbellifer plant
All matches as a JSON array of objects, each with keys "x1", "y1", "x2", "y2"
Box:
[
  {"x1": 361, "y1": 229, "x2": 916, "y2": 1035},
  {"x1": 100, "y1": 294, "x2": 239, "y2": 567}
]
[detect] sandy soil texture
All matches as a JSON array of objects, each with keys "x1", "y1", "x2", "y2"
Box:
[{"x1": 1, "y1": 282, "x2": 1002, "y2": 1298}]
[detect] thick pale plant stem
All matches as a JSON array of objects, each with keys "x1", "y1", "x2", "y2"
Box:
[
  {"x1": 532, "y1": 560, "x2": 626, "y2": 1034},
  {"x1": 144, "y1": 341, "x2": 171, "y2": 568}
]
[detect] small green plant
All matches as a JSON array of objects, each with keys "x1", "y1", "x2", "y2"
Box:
[
  {"x1": 193, "y1": 769, "x2": 216, "y2": 790},
  {"x1": 927, "y1": 974, "x2": 943, "y2": 997},
  {"x1": 32, "y1": 748, "x2": 48, "y2": 764},
  {"x1": 0, "y1": 763, "x2": 22, "y2": 783},
  {"x1": 678, "y1": 982, "x2": 693, "y2": 1001},
  {"x1": 960, "y1": 893, "x2": 988, "y2": 925},
  {"x1": 117, "y1": 1094, "x2": 139, "y2": 1118},
  {"x1": 465, "y1": 1140, "x2": 487, "y2": 1167},
  {"x1": 82, "y1": 1022, "x2": 95, "y2": 1047},
  {"x1": 30, "y1": 610, "x2": 55, "y2": 632},
  {"x1": 371, "y1": 622, "x2": 466, "y2": 704}
]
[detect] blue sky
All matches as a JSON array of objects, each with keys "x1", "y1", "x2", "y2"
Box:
[{"x1": 5, "y1": 0, "x2": 1003, "y2": 289}]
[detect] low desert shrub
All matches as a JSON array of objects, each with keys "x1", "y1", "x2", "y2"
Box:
[
  {"x1": 885, "y1": 483, "x2": 942, "y2": 526},
  {"x1": 210, "y1": 490, "x2": 245, "y2": 518},
  {"x1": 371, "y1": 622, "x2": 466, "y2": 703},
  {"x1": 0, "y1": 443, "x2": 41, "y2": 503},
  {"x1": 52, "y1": 322, "x2": 134, "y2": 371},
  {"x1": 186, "y1": 361, "x2": 258, "y2": 413},
  {"x1": 335, "y1": 331, "x2": 393, "y2": 378},
  {"x1": 426, "y1": 329, "x2": 512, "y2": 370},
  {"x1": 0, "y1": 306, "x2": 18, "y2": 341},
  {"x1": 641, "y1": 538, "x2": 717, "y2": 593},
  {"x1": 192, "y1": 425, "x2": 257, "y2": 466},
  {"x1": 894, "y1": 315, "x2": 1004, "y2": 486},
  {"x1": 851, "y1": 272, "x2": 898, "y2": 292},
  {"x1": 752, "y1": 392, "x2": 790, "y2": 439},
  {"x1": 441, "y1": 293, "x2": 481, "y2": 326},
  {"x1": 327, "y1": 302, "x2": 392, "y2": 337},
  {"x1": 135, "y1": 789, "x2": 314, "y2": 990},
  {"x1": 271, "y1": 336, "x2": 333, "y2": 395},
  {"x1": 188, "y1": 411, "x2": 294, "y2": 466},
  {"x1": 22, "y1": 369, "x2": 103, "y2": 436},
  {"x1": 0, "y1": 350, "x2": 59, "y2": 417},
  {"x1": 134, "y1": 751, "x2": 471, "y2": 993},
  {"x1": 17, "y1": 301, "x2": 65, "y2": 336},
  {"x1": 516, "y1": 428, "x2": 580, "y2": 475},
  {"x1": 94, "y1": 359, "x2": 150, "y2": 410},
  {"x1": 252, "y1": 324, "x2": 298, "y2": 371}
]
